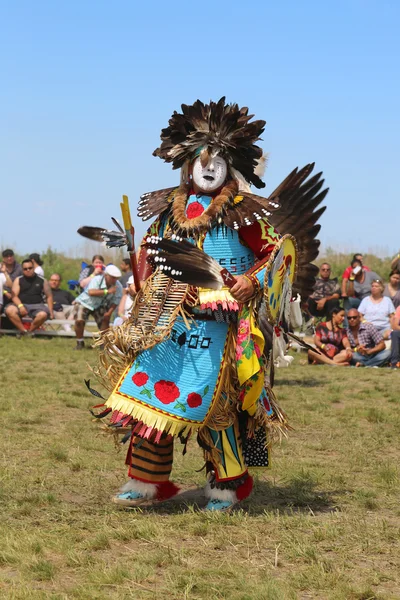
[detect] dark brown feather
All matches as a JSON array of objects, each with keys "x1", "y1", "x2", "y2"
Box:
[
  {"x1": 265, "y1": 164, "x2": 328, "y2": 300},
  {"x1": 77, "y1": 226, "x2": 127, "y2": 248},
  {"x1": 137, "y1": 187, "x2": 177, "y2": 221},
  {"x1": 145, "y1": 237, "x2": 224, "y2": 289}
]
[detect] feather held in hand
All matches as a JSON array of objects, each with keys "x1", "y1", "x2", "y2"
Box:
[{"x1": 145, "y1": 235, "x2": 236, "y2": 290}]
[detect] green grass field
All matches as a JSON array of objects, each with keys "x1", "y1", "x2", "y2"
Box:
[{"x1": 1, "y1": 337, "x2": 399, "y2": 600}]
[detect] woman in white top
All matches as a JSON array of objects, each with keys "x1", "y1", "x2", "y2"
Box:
[
  {"x1": 358, "y1": 279, "x2": 395, "y2": 339},
  {"x1": 29, "y1": 253, "x2": 44, "y2": 277}
]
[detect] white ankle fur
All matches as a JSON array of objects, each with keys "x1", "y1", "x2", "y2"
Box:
[
  {"x1": 120, "y1": 479, "x2": 157, "y2": 499},
  {"x1": 205, "y1": 482, "x2": 237, "y2": 502}
]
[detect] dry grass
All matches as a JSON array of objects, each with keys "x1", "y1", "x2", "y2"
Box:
[{"x1": 1, "y1": 336, "x2": 400, "y2": 599}]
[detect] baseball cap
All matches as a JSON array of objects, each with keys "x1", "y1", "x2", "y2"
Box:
[{"x1": 105, "y1": 264, "x2": 121, "y2": 278}]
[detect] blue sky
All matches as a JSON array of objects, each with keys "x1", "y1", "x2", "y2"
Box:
[{"x1": 1, "y1": 0, "x2": 399, "y2": 258}]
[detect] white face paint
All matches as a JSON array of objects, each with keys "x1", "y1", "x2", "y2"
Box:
[{"x1": 192, "y1": 155, "x2": 228, "y2": 193}]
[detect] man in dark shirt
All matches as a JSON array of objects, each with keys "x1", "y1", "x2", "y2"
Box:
[
  {"x1": 48, "y1": 273, "x2": 75, "y2": 330},
  {"x1": 1, "y1": 249, "x2": 23, "y2": 306},
  {"x1": 5, "y1": 259, "x2": 53, "y2": 334},
  {"x1": 119, "y1": 258, "x2": 132, "y2": 287},
  {"x1": 346, "y1": 309, "x2": 391, "y2": 367},
  {"x1": 306, "y1": 263, "x2": 340, "y2": 318}
]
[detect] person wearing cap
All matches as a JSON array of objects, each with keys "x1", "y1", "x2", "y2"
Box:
[
  {"x1": 1, "y1": 249, "x2": 23, "y2": 307},
  {"x1": 73, "y1": 264, "x2": 123, "y2": 349}
]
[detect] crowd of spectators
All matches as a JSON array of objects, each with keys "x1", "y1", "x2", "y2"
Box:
[
  {"x1": 0, "y1": 249, "x2": 136, "y2": 349},
  {"x1": 1, "y1": 247, "x2": 400, "y2": 368},
  {"x1": 305, "y1": 253, "x2": 400, "y2": 369}
]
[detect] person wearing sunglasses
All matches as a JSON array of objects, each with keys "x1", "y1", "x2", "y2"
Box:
[
  {"x1": 5, "y1": 259, "x2": 54, "y2": 335},
  {"x1": 306, "y1": 263, "x2": 340, "y2": 318},
  {"x1": 346, "y1": 309, "x2": 391, "y2": 367}
]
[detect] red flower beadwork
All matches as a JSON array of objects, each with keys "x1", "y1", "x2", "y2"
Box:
[
  {"x1": 154, "y1": 380, "x2": 180, "y2": 404},
  {"x1": 186, "y1": 201, "x2": 204, "y2": 219},
  {"x1": 187, "y1": 392, "x2": 202, "y2": 408},
  {"x1": 132, "y1": 372, "x2": 149, "y2": 386}
]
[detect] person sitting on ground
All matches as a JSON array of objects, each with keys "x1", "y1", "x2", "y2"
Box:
[
  {"x1": 346, "y1": 309, "x2": 391, "y2": 367},
  {"x1": 341, "y1": 253, "x2": 370, "y2": 300},
  {"x1": 306, "y1": 262, "x2": 340, "y2": 318},
  {"x1": 29, "y1": 253, "x2": 44, "y2": 277},
  {"x1": 48, "y1": 273, "x2": 75, "y2": 323},
  {"x1": 5, "y1": 259, "x2": 54, "y2": 335},
  {"x1": 1, "y1": 249, "x2": 23, "y2": 307},
  {"x1": 79, "y1": 255, "x2": 105, "y2": 290},
  {"x1": 389, "y1": 305, "x2": 400, "y2": 369},
  {"x1": 113, "y1": 275, "x2": 136, "y2": 327},
  {"x1": 119, "y1": 258, "x2": 132, "y2": 287},
  {"x1": 308, "y1": 307, "x2": 352, "y2": 366},
  {"x1": 73, "y1": 264, "x2": 123, "y2": 349},
  {"x1": 346, "y1": 260, "x2": 380, "y2": 304},
  {"x1": 383, "y1": 269, "x2": 400, "y2": 309},
  {"x1": 358, "y1": 279, "x2": 395, "y2": 340}
]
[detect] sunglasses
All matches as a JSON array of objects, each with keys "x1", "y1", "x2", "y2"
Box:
[
  {"x1": 23, "y1": 267, "x2": 34, "y2": 271},
  {"x1": 320, "y1": 268, "x2": 331, "y2": 271},
  {"x1": 347, "y1": 316, "x2": 358, "y2": 320}
]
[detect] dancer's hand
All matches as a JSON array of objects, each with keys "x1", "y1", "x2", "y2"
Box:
[{"x1": 230, "y1": 275, "x2": 254, "y2": 303}]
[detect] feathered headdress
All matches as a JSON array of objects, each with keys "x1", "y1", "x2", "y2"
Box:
[{"x1": 153, "y1": 97, "x2": 266, "y2": 189}]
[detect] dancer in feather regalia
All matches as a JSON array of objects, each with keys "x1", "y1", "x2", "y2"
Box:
[{"x1": 86, "y1": 97, "x2": 327, "y2": 511}]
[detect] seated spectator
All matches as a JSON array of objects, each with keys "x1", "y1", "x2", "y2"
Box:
[
  {"x1": 390, "y1": 252, "x2": 400, "y2": 272},
  {"x1": 306, "y1": 263, "x2": 340, "y2": 318},
  {"x1": 5, "y1": 259, "x2": 54, "y2": 335},
  {"x1": 346, "y1": 260, "x2": 380, "y2": 304},
  {"x1": 308, "y1": 307, "x2": 352, "y2": 366},
  {"x1": 49, "y1": 273, "x2": 75, "y2": 329},
  {"x1": 390, "y1": 305, "x2": 400, "y2": 369},
  {"x1": 1, "y1": 249, "x2": 23, "y2": 306},
  {"x1": 114, "y1": 275, "x2": 136, "y2": 326},
  {"x1": 0, "y1": 262, "x2": 13, "y2": 313},
  {"x1": 346, "y1": 309, "x2": 391, "y2": 367},
  {"x1": 73, "y1": 264, "x2": 123, "y2": 350},
  {"x1": 119, "y1": 258, "x2": 133, "y2": 287},
  {"x1": 383, "y1": 269, "x2": 400, "y2": 309},
  {"x1": 29, "y1": 253, "x2": 44, "y2": 277},
  {"x1": 358, "y1": 280, "x2": 395, "y2": 339},
  {"x1": 342, "y1": 256, "x2": 372, "y2": 311},
  {"x1": 79, "y1": 255, "x2": 105, "y2": 290}
]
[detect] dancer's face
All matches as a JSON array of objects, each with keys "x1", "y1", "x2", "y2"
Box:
[{"x1": 192, "y1": 155, "x2": 227, "y2": 194}]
